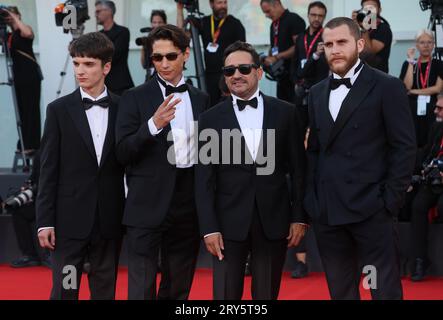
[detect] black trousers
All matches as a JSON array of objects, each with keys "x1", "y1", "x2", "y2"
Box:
[
  {"x1": 313, "y1": 209, "x2": 403, "y2": 300},
  {"x1": 410, "y1": 185, "x2": 443, "y2": 260},
  {"x1": 50, "y1": 219, "x2": 121, "y2": 300},
  {"x1": 205, "y1": 71, "x2": 222, "y2": 106},
  {"x1": 213, "y1": 206, "x2": 287, "y2": 300},
  {"x1": 15, "y1": 81, "x2": 41, "y2": 150},
  {"x1": 127, "y1": 167, "x2": 200, "y2": 300}
]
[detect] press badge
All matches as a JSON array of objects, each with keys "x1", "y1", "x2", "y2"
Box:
[
  {"x1": 271, "y1": 46, "x2": 279, "y2": 56},
  {"x1": 417, "y1": 95, "x2": 430, "y2": 116},
  {"x1": 300, "y1": 59, "x2": 307, "y2": 69},
  {"x1": 206, "y1": 43, "x2": 219, "y2": 53}
]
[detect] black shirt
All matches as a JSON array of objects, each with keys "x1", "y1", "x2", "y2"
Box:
[
  {"x1": 100, "y1": 23, "x2": 134, "y2": 92},
  {"x1": 361, "y1": 17, "x2": 392, "y2": 73},
  {"x1": 9, "y1": 30, "x2": 41, "y2": 85},
  {"x1": 199, "y1": 15, "x2": 246, "y2": 74},
  {"x1": 269, "y1": 9, "x2": 306, "y2": 69},
  {"x1": 400, "y1": 59, "x2": 443, "y2": 147},
  {"x1": 399, "y1": 59, "x2": 443, "y2": 94},
  {"x1": 292, "y1": 28, "x2": 329, "y2": 88}
]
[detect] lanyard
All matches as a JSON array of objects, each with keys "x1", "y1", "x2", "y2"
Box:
[
  {"x1": 304, "y1": 28, "x2": 323, "y2": 58},
  {"x1": 7, "y1": 33, "x2": 13, "y2": 49},
  {"x1": 211, "y1": 15, "x2": 226, "y2": 44},
  {"x1": 418, "y1": 57, "x2": 432, "y2": 89},
  {"x1": 273, "y1": 19, "x2": 280, "y2": 47},
  {"x1": 438, "y1": 137, "x2": 443, "y2": 158}
]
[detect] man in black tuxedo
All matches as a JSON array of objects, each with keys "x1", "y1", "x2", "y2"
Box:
[
  {"x1": 96, "y1": 1, "x2": 134, "y2": 95},
  {"x1": 36, "y1": 32, "x2": 125, "y2": 300},
  {"x1": 196, "y1": 41, "x2": 308, "y2": 300},
  {"x1": 305, "y1": 17, "x2": 416, "y2": 300},
  {"x1": 115, "y1": 25, "x2": 210, "y2": 300}
]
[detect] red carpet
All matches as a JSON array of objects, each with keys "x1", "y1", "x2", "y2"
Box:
[{"x1": 0, "y1": 265, "x2": 442, "y2": 300}]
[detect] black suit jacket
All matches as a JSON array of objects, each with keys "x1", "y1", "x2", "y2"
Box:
[
  {"x1": 101, "y1": 23, "x2": 134, "y2": 93},
  {"x1": 195, "y1": 94, "x2": 307, "y2": 241},
  {"x1": 36, "y1": 89, "x2": 125, "y2": 239},
  {"x1": 115, "y1": 79, "x2": 210, "y2": 228},
  {"x1": 305, "y1": 65, "x2": 416, "y2": 226}
]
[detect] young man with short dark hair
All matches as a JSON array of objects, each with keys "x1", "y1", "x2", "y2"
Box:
[
  {"x1": 37, "y1": 32, "x2": 125, "y2": 300},
  {"x1": 116, "y1": 24, "x2": 210, "y2": 300}
]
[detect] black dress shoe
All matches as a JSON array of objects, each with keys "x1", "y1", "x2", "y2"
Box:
[
  {"x1": 411, "y1": 258, "x2": 429, "y2": 281},
  {"x1": 10, "y1": 256, "x2": 41, "y2": 268},
  {"x1": 291, "y1": 261, "x2": 308, "y2": 279}
]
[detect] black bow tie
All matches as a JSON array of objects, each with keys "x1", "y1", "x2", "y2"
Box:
[
  {"x1": 82, "y1": 97, "x2": 110, "y2": 110},
  {"x1": 236, "y1": 97, "x2": 258, "y2": 111},
  {"x1": 157, "y1": 76, "x2": 188, "y2": 96},
  {"x1": 330, "y1": 62, "x2": 365, "y2": 90},
  {"x1": 330, "y1": 78, "x2": 352, "y2": 90}
]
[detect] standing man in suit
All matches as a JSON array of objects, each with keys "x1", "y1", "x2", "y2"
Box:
[
  {"x1": 196, "y1": 41, "x2": 308, "y2": 300},
  {"x1": 116, "y1": 25, "x2": 210, "y2": 300},
  {"x1": 96, "y1": 0, "x2": 134, "y2": 95},
  {"x1": 36, "y1": 32, "x2": 125, "y2": 300},
  {"x1": 305, "y1": 17, "x2": 416, "y2": 300}
]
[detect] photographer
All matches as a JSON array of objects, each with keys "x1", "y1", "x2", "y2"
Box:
[
  {"x1": 409, "y1": 94, "x2": 443, "y2": 281},
  {"x1": 140, "y1": 10, "x2": 167, "y2": 82},
  {"x1": 292, "y1": 1, "x2": 329, "y2": 132},
  {"x1": 6, "y1": 150, "x2": 50, "y2": 268},
  {"x1": 260, "y1": 0, "x2": 306, "y2": 103},
  {"x1": 2, "y1": 6, "x2": 42, "y2": 154},
  {"x1": 352, "y1": 0, "x2": 392, "y2": 73},
  {"x1": 400, "y1": 30, "x2": 443, "y2": 148},
  {"x1": 177, "y1": 0, "x2": 246, "y2": 105},
  {"x1": 95, "y1": 0, "x2": 134, "y2": 95}
]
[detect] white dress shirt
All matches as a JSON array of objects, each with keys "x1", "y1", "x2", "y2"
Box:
[
  {"x1": 329, "y1": 59, "x2": 363, "y2": 121},
  {"x1": 204, "y1": 89, "x2": 264, "y2": 240},
  {"x1": 231, "y1": 88, "x2": 263, "y2": 161},
  {"x1": 148, "y1": 75, "x2": 196, "y2": 168},
  {"x1": 38, "y1": 86, "x2": 109, "y2": 234},
  {"x1": 81, "y1": 87, "x2": 109, "y2": 165}
]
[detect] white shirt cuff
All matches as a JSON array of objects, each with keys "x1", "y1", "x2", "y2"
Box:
[
  {"x1": 204, "y1": 232, "x2": 221, "y2": 238},
  {"x1": 312, "y1": 53, "x2": 320, "y2": 61},
  {"x1": 38, "y1": 227, "x2": 54, "y2": 234},
  {"x1": 148, "y1": 117, "x2": 163, "y2": 136},
  {"x1": 295, "y1": 223, "x2": 309, "y2": 227}
]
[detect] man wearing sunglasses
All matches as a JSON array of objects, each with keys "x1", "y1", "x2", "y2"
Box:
[
  {"x1": 116, "y1": 25, "x2": 210, "y2": 300},
  {"x1": 196, "y1": 41, "x2": 308, "y2": 299}
]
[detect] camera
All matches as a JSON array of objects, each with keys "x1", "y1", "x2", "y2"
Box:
[
  {"x1": 135, "y1": 27, "x2": 152, "y2": 47},
  {"x1": 355, "y1": 7, "x2": 375, "y2": 24},
  {"x1": 176, "y1": 0, "x2": 200, "y2": 14},
  {"x1": 259, "y1": 53, "x2": 286, "y2": 82},
  {"x1": 4, "y1": 180, "x2": 37, "y2": 211},
  {"x1": 420, "y1": 0, "x2": 443, "y2": 15},
  {"x1": 0, "y1": 4, "x2": 12, "y2": 28},
  {"x1": 412, "y1": 158, "x2": 443, "y2": 186},
  {"x1": 54, "y1": 0, "x2": 89, "y2": 30}
]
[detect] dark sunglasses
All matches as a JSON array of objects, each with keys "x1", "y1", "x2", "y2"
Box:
[
  {"x1": 151, "y1": 52, "x2": 182, "y2": 62},
  {"x1": 222, "y1": 64, "x2": 259, "y2": 77}
]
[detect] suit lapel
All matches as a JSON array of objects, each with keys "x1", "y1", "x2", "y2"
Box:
[
  {"x1": 148, "y1": 80, "x2": 174, "y2": 149},
  {"x1": 66, "y1": 89, "x2": 97, "y2": 164},
  {"x1": 187, "y1": 84, "x2": 204, "y2": 121},
  {"x1": 99, "y1": 92, "x2": 118, "y2": 168},
  {"x1": 257, "y1": 94, "x2": 274, "y2": 162},
  {"x1": 326, "y1": 65, "x2": 376, "y2": 150}
]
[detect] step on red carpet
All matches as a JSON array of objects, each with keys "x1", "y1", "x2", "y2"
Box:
[{"x1": 0, "y1": 266, "x2": 442, "y2": 300}]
